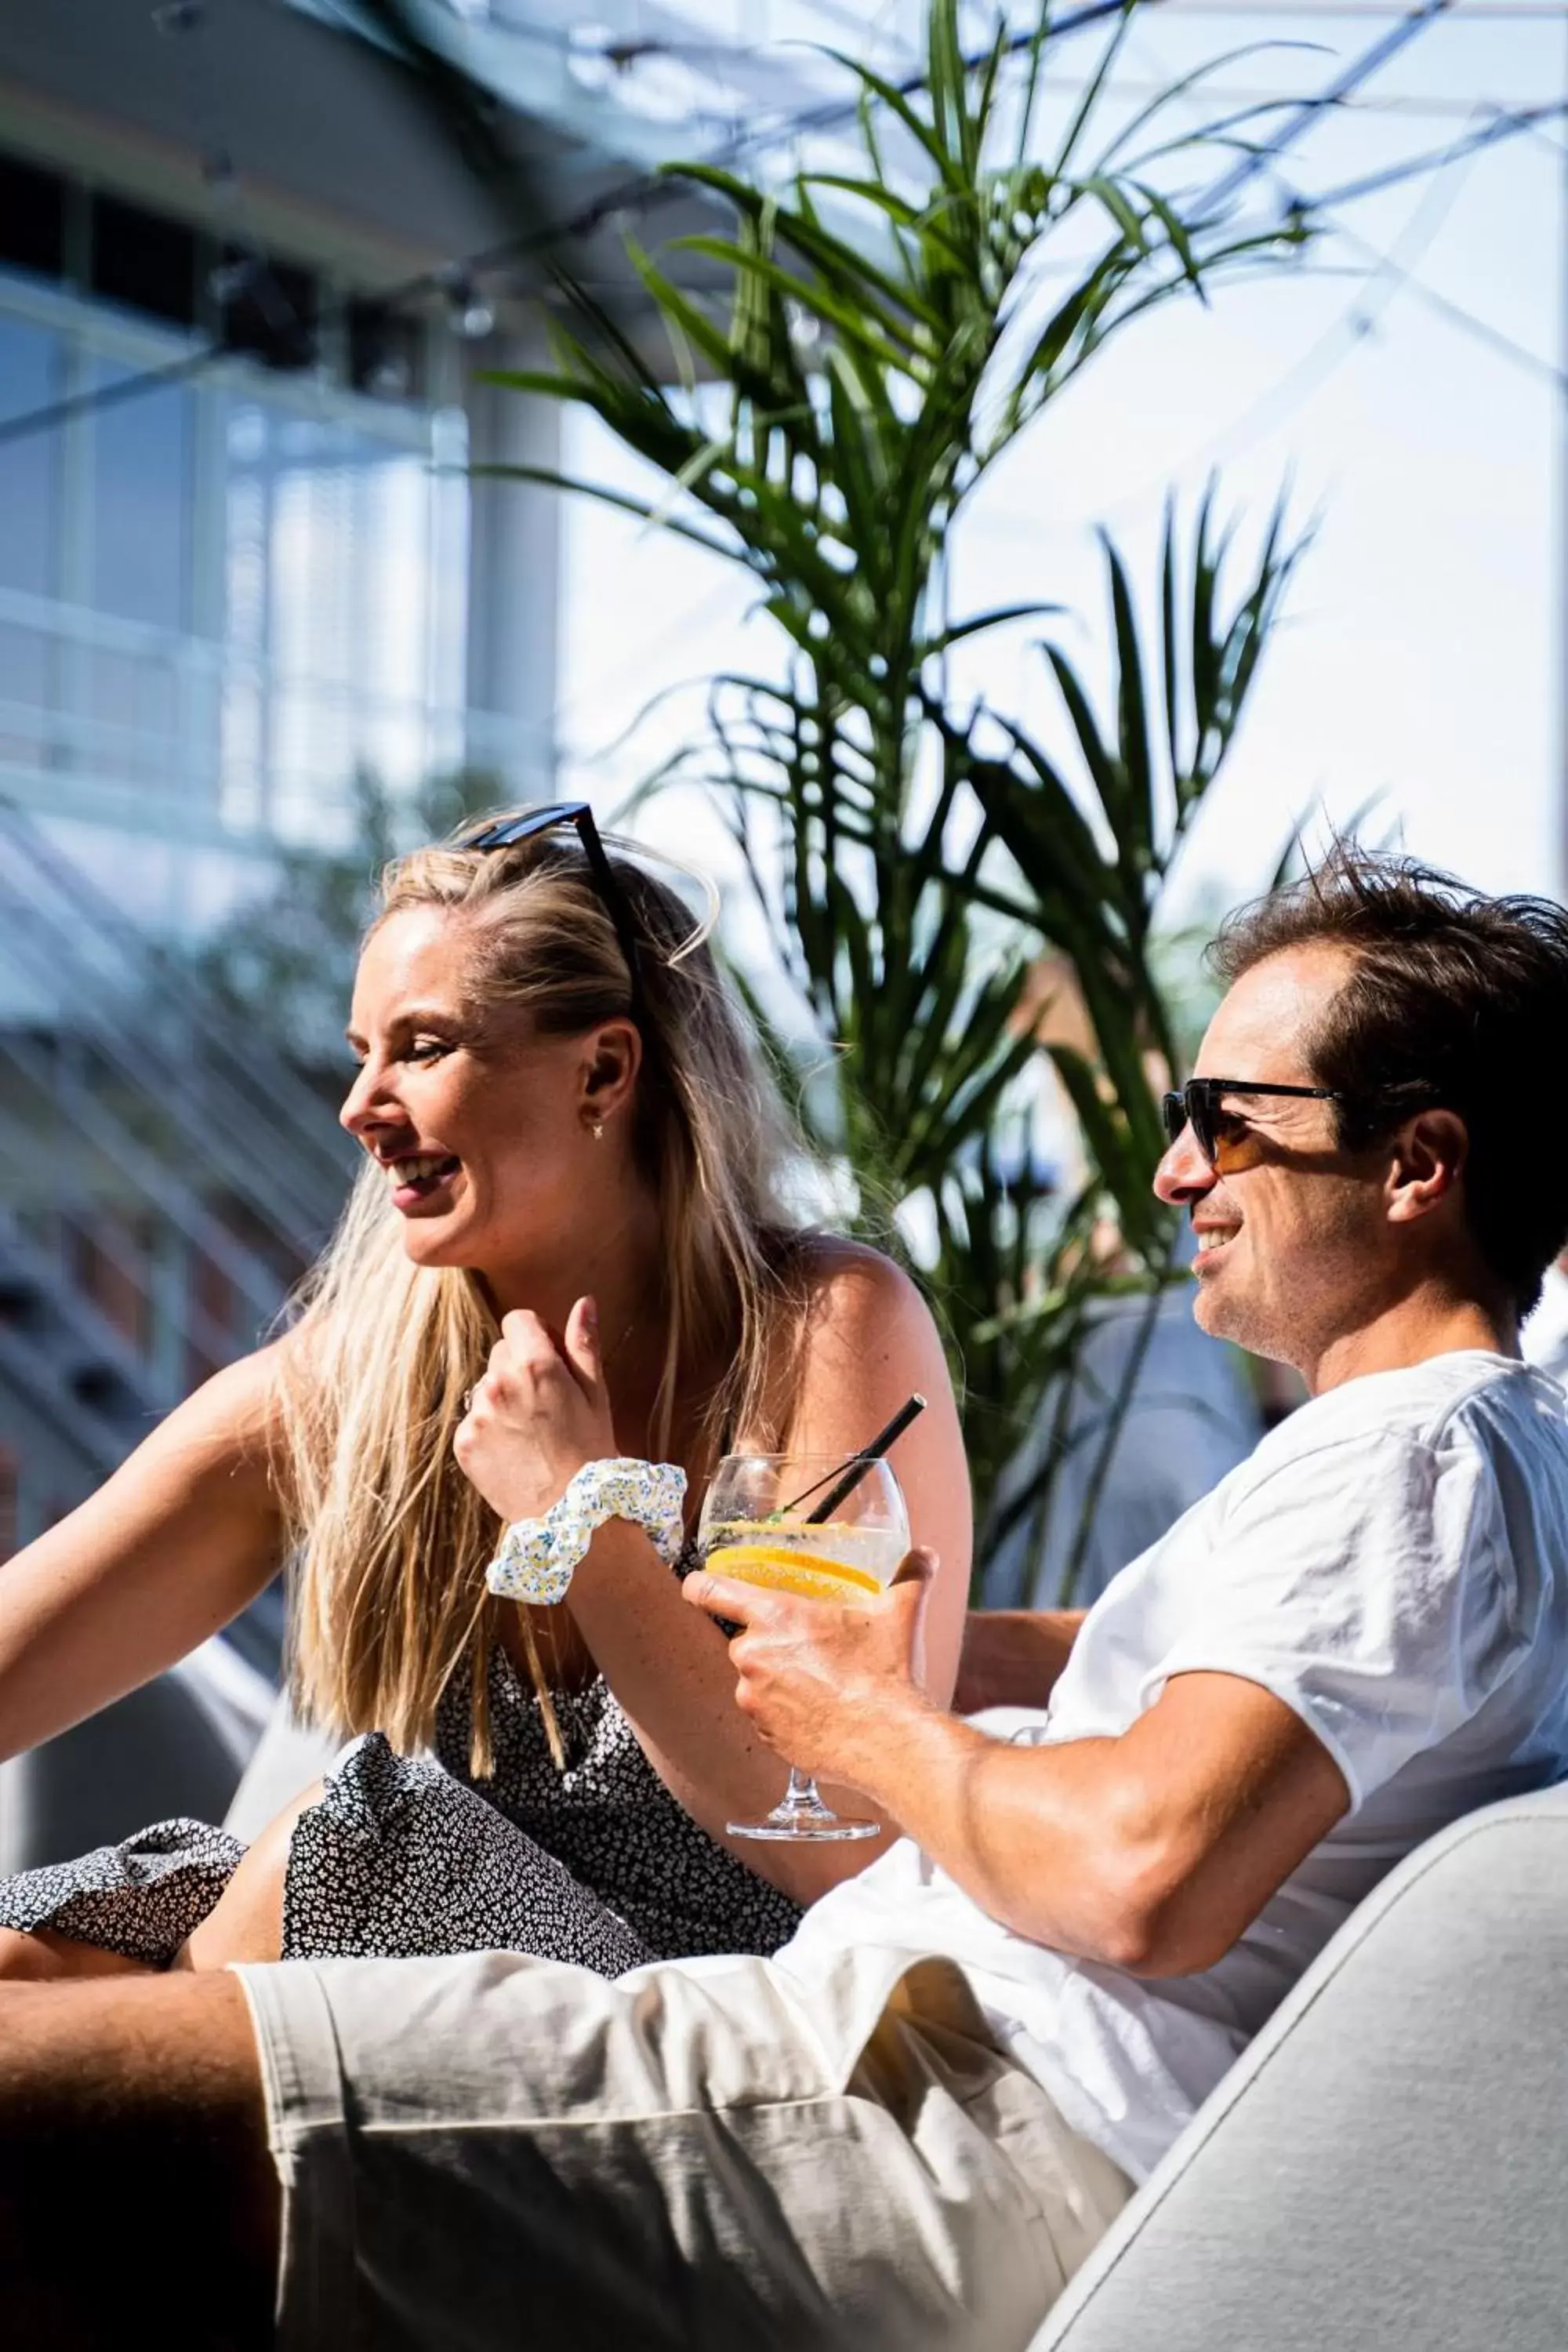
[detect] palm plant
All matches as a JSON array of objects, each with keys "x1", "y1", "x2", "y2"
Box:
[{"x1": 482, "y1": 0, "x2": 1308, "y2": 1595}]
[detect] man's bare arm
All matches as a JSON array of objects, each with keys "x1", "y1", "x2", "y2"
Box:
[
  {"x1": 686, "y1": 1561, "x2": 1349, "y2": 1978},
  {"x1": 837, "y1": 1669, "x2": 1348, "y2": 1974}
]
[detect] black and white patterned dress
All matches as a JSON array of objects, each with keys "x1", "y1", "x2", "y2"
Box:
[{"x1": 0, "y1": 1639, "x2": 801, "y2": 1976}]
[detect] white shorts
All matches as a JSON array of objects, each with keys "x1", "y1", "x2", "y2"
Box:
[{"x1": 237, "y1": 1944, "x2": 1131, "y2": 2351}]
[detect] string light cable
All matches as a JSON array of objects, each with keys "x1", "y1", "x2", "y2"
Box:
[
  {"x1": 154, "y1": 2, "x2": 320, "y2": 357},
  {"x1": 1233, "y1": 77, "x2": 1568, "y2": 392},
  {"x1": 0, "y1": 0, "x2": 1552, "y2": 452},
  {"x1": 967, "y1": 87, "x2": 1494, "y2": 548},
  {"x1": 1320, "y1": 205, "x2": 1567, "y2": 385},
  {"x1": 0, "y1": 0, "x2": 1150, "y2": 453},
  {"x1": 1143, "y1": 7, "x2": 1568, "y2": 405}
]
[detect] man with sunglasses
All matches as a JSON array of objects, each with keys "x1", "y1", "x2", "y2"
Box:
[{"x1": 5, "y1": 848, "x2": 1568, "y2": 2350}]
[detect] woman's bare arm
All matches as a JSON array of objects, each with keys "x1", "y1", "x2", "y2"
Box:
[
  {"x1": 564, "y1": 1244, "x2": 971, "y2": 1903},
  {"x1": 0, "y1": 1345, "x2": 289, "y2": 1762},
  {"x1": 178, "y1": 1249, "x2": 967, "y2": 1962}
]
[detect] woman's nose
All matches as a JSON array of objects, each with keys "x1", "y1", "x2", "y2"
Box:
[{"x1": 340, "y1": 1061, "x2": 397, "y2": 1138}]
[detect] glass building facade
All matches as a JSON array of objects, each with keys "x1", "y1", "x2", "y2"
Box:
[
  {"x1": 0, "y1": 146, "x2": 509, "y2": 1532},
  {"x1": 0, "y1": 166, "x2": 477, "y2": 916}
]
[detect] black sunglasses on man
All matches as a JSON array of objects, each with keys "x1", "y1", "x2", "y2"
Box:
[{"x1": 1161, "y1": 1078, "x2": 1347, "y2": 1174}]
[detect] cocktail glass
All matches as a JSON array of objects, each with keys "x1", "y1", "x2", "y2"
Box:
[{"x1": 699, "y1": 1451, "x2": 909, "y2": 1843}]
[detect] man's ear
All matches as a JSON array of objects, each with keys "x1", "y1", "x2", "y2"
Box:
[{"x1": 1385, "y1": 1108, "x2": 1468, "y2": 1225}]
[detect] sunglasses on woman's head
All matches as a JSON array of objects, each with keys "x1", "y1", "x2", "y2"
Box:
[
  {"x1": 1161, "y1": 1078, "x2": 1346, "y2": 1173},
  {"x1": 461, "y1": 803, "x2": 645, "y2": 1020}
]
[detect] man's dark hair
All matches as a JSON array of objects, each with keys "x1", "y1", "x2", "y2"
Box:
[{"x1": 1209, "y1": 844, "x2": 1568, "y2": 1315}]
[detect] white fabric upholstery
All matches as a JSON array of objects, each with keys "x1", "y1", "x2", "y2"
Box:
[
  {"x1": 222, "y1": 1699, "x2": 343, "y2": 1842},
  {"x1": 1032, "y1": 1784, "x2": 1568, "y2": 2351},
  {"x1": 0, "y1": 1638, "x2": 274, "y2": 1872}
]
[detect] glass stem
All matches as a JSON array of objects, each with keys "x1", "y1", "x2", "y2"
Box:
[{"x1": 778, "y1": 1767, "x2": 828, "y2": 1820}]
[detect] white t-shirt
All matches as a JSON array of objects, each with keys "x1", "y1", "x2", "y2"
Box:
[
  {"x1": 779, "y1": 1352, "x2": 1568, "y2": 2183},
  {"x1": 1523, "y1": 1262, "x2": 1568, "y2": 1385}
]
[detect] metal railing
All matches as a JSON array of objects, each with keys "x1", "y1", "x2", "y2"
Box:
[
  {"x1": 0, "y1": 808, "x2": 359, "y2": 1427},
  {"x1": 0, "y1": 581, "x2": 554, "y2": 845},
  {"x1": 0, "y1": 590, "x2": 554, "y2": 1534},
  {"x1": 0, "y1": 803, "x2": 356, "y2": 1247}
]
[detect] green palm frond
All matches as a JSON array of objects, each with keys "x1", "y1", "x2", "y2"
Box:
[{"x1": 475, "y1": 0, "x2": 1308, "y2": 1596}]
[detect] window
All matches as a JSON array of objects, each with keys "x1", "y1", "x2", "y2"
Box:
[
  {"x1": 0, "y1": 317, "x2": 63, "y2": 766},
  {"x1": 88, "y1": 365, "x2": 193, "y2": 626},
  {"x1": 0, "y1": 157, "x2": 66, "y2": 282},
  {"x1": 89, "y1": 195, "x2": 198, "y2": 329},
  {"x1": 0, "y1": 214, "x2": 470, "y2": 836},
  {"x1": 220, "y1": 397, "x2": 466, "y2": 840},
  {"x1": 0, "y1": 316, "x2": 61, "y2": 595},
  {"x1": 85, "y1": 366, "x2": 195, "y2": 786}
]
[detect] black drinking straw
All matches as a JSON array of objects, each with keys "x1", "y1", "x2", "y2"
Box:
[{"x1": 785, "y1": 1393, "x2": 927, "y2": 1523}]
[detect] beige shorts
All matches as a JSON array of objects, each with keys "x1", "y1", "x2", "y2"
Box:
[{"x1": 237, "y1": 1944, "x2": 1131, "y2": 2352}]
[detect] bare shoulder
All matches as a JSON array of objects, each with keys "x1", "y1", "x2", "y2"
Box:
[
  {"x1": 783, "y1": 1234, "x2": 956, "y2": 1439},
  {"x1": 785, "y1": 1234, "x2": 971, "y2": 1672},
  {"x1": 795, "y1": 1234, "x2": 939, "y2": 1344}
]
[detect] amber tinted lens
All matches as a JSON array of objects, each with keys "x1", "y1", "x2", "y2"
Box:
[
  {"x1": 1189, "y1": 1083, "x2": 1259, "y2": 1171},
  {"x1": 1189, "y1": 1083, "x2": 1225, "y2": 1165},
  {"x1": 1208, "y1": 1103, "x2": 1266, "y2": 1174},
  {"x1": 1189, "y1": 1087, "x2": 1218, "y2": 1163}
]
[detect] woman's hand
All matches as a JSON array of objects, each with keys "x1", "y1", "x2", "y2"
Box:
[
  {"x1": 453, "y1": 1298, "x2": 619, "y2": 1525},
  {"x1": 681, "y1": 1549, "x2": 938, "y2": 1791}
]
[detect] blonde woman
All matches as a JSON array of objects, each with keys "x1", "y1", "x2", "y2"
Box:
[{"x1": 0, "y1": 806, "x2": 969, "y2": 1981}]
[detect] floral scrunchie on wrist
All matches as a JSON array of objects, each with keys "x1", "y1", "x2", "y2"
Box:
[{"x1": 485, "y1": 1457, "x2": 688, "y2": 1606}]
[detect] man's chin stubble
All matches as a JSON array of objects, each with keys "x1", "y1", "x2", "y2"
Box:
[{"x1": 1194, "y1": 1279, "x2": 1276, "y2": 1361}]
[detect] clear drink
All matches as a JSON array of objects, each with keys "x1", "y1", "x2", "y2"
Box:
[
  {"x1": 699, "y1": 1452, "x2": 909, "y2": 1843},
  {"x1": 703, "y1": 1521, "x2": 906, "y2": 1604}
]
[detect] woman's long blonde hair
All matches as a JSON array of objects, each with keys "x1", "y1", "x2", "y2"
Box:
[{"x1": 278, "y1": 815, "x2": 813, "y2": 1769}]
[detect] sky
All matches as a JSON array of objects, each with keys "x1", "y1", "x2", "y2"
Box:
[{"x1": 552, "y1": 1, "x2": 1565, "y2": 944}]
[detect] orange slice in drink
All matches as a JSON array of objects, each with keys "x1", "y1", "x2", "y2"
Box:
[{"x1": 705, "y1": 1544, "x2": 882, "y2": 1603}]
